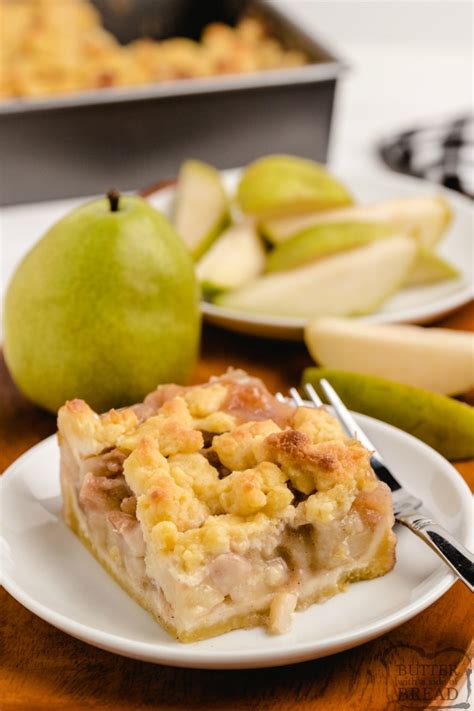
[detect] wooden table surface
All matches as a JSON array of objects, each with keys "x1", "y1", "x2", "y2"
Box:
[{"x1": 1, "y1": 303, "x2": 473, "y2": 711}]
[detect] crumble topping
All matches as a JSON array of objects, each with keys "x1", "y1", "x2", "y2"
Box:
[
  {"x1": 218, "y1": 461, "x2": 293, "y2": 517},
  {"x1": 117, "y1": 398, "x2": 204, "y2": 457},
  {"x1": 1, "y1": 10, "x2": 308, "y2": 101},
  {"x1": 58, "y1": 398, "x2": 138, "y2": 459},
  {"x1": 58, "y1": 369, "x2": 391, "y2": 579},
  {"x1": 292, "y1": 406, "x2": 348, "y2": 444},
  {"x1": 184, "y1": 383, "x2": 228, "y2": 417},
  {"x1": 212, "y1": 419, "x2": 282, "y2": 471}
]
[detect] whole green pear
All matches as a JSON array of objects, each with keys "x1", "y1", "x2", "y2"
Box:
[{"x1": 4, "y1": 192, "x2": 201, "y2": 413}]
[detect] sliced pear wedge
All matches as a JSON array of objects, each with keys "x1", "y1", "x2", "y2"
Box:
[
  {"x1": 173, "y1": 159, "x2": 229, "y2": 260},
  {"x1": 262, "y1": 195, "x2": 452, "y2": 248},
  {"x1": 305, "y1": 316, "x2": 474, "y2": 395},
  {"x1": 215, "y1": 235, "x2": 416, "y2": 318},
  {"x1": 404, "y1": 247, "x2": 460, "y2": 286},
  {"x1": 266, "y1": 222, "x2": 393, "y2": 272},
  {"x1": 237, "y1": 155, "x2": 353, "y2": 218},
  {"x1": 196, "y1": 221, "x2": 266, "y2": 295},
  {"x1": 302, "y1": 367, "x2": 474, "y2": 460}
]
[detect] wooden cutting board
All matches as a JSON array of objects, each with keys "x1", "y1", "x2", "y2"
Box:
[{"x1": 1, "y1": 302, "x2": 473, "y2": 711}]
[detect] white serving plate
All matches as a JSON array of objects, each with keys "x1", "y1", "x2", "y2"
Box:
[
  {"x1": 2, "y1": 169, "x2": 472, "y2": 341},
  {"x1": 1, "y1": 414, "x2": 472, "y2": 669},
  {"x1": 148, "y1": 169, "x2": 473, "y2": 340}
]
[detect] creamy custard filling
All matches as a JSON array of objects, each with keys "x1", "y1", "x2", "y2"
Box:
[{"x1": 58, "y1": 369, "x2": 396, "y2": 641}]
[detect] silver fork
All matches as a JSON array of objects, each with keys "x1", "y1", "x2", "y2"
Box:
[{"x1": 276, "y1": 382, "x2": 474, "y2": 592}]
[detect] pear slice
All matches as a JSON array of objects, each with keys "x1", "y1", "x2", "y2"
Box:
[
  {"x1": 173, "y1": 159, "x2": 229, "y2": 260},
  {"x1": 266, "y1": 222, "x2": 393, "y2": 272},
  {"x1": 196, "y1": 221, "x2": 266, "y2": 295},
  {"x1": 215, "y1": 235, "x2": 416, "y2": 318},
  {"x1": 262, "y1": 195, "x2": 452, "y2": 248},
  {"x1": 237, "y1": 155, "x2": 353, "y2": 218},
  {"x1": 305, "y1": 317, "x2": 474, "y2": 395},
  {"x1": 404, "y1": 247, "x2": 460, "y2": 287},
  {"x1": 302, "y1": 367, "x2": 474, "y2": 460}
]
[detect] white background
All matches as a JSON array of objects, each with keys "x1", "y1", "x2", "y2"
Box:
[{"x1": 280, "y1": 0, "x2": 473, "y2": 173}]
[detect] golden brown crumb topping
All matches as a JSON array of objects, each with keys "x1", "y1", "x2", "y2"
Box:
[
  {"x1": 0, "y1": 1, "x2": 308, "y2": 100},
  {"x1": 58, "y1": 369, "x2": 388, "y2": 575}
]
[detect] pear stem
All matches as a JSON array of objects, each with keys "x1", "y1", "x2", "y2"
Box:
[{"x1": 107, "y1": 189, "x2": 120, "y2": 212}]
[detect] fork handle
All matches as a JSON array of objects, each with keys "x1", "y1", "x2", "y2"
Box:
[{"x1": 397, "y1": 513, "x2": 474, "y2": 592}]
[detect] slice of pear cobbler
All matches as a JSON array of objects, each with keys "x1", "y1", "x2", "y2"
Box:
[{"x1": 58, "y1": 369, "x2": 396, "y2": 642}]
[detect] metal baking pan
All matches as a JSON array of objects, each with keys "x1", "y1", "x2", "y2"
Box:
[{"x1": 0, "y1": 0, "x2": 347, "y2": 205}]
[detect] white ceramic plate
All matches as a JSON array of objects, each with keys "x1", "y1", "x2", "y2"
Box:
[
  {"x1": 1, "y1": 415, "x2": 472, "y2": 669},
  {"x1": 148, "y1": 170, "x2": 474, "y2": 340},
  {"x1": 2, "y1": 171, "x2": 472, "y2": 342}
]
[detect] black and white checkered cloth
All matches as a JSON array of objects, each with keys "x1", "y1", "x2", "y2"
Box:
[{"x1": 379, "y1": 114, "x2": 473, "y2": 199}]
